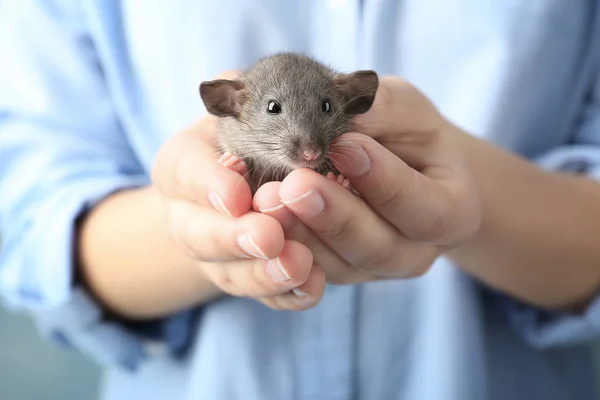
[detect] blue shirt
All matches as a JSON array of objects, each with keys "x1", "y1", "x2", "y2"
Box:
[{"x1": 2, "y1": 1, "x2": 600, "y2": 399}]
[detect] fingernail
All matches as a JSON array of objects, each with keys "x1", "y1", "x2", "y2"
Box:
[
  {"x1": 266, "y1": 257, "x2": 291, "y2": 282},
  {"x1": 281, "y1": 190, "x2": 325, "y2": 216},
  {"x1": 338, "y1": 142, "x2": 371, "y2": 177},
  {"x1": 259, "y1": 203, "x2": 298, "y2": 231},
  {"x1": 292, "y1": 287, "x2": 308, "y2": 296},
  {"x1": 258, "y1": 203, "x2": 286, "y2": 213},
  {"x1": 237, "y1": 233, "x2": 268, "y2": 260},
  {"x1": 208, "y1": 191, "x2": 233, "y2": 217},
  {"x1": 218, "y1": 152, "x2": 232, "y2": 164}
]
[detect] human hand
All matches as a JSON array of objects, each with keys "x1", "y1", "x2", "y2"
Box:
[
  {"x1": 151, "y1": 72, "x2": 325, "y2": 311},
  {"x1": 251, "y1": 76, "x2": 482, "y2": 283}
]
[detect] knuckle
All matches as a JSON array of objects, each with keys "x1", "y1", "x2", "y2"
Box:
[
  {"x1": 417, "y1": 210, "x2": 452, "y2": 243},
  {"x1": 314, "y1": 215, "x2": 356, "y2": 239},
  {"x1": 204, "y1": 264, "x2": 241, "y2": 296},
  {"x1": 372, "y1": 171, "x2": 416, "y2": 211},
  {"x1": 167, "y1": 200, "x2": 223, "y2": 262},
  {"x1": 349, "y1": 238, "x2": 434, "y2": 280},
  {"x1": 211, "y1": 224, "x2": 229, "y2": 256},
  {"x1": 362, "y1": 244, "x2": 400, "y2": 276},
  {"x1": 253, "y1": 262, "x2": 275, "y2": 292}
]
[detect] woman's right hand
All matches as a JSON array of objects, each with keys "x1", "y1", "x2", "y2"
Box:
[{"x1": 151, "y1": 90, "x2": 324, "y2": 311}]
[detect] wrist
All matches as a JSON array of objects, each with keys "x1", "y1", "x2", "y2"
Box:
[
  {"x1": 442, "y1": 125, "x2": 600, "y2": 310},
  {"x1": 77, "y1": 185, "x2": 224, "y2": 319}
]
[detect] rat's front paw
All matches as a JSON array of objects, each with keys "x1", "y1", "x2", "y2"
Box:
[
  {"x1": 218, "y1": 152, "x2": 247, "y2": 175},
  {"x1": 326, "y1": 172, "x2": 352, "y2": 191}
]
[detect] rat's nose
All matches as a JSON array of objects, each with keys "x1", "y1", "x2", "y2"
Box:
[{"x1": 302, "y1": 149, "x2": 321, "y2": 161}]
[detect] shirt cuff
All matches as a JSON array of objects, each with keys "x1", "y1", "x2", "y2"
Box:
[
  {"x1": 489, "y1": 289, "x2": 600, "y2": 348},
  {"x1": 0, "y1": 175, "x2": 196, "y2": 371}
]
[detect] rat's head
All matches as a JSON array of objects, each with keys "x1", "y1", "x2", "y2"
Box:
[{"x1": 200, "y1": 53, "x2": 378, "y2": 173}]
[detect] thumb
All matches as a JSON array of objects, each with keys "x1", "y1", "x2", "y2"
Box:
[{"x1": 331, "y1": 132, "x2": 479, "y2": 245}]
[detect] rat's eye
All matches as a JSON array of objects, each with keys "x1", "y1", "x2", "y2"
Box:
[
  {"x1": 322, "y1": 100, "x2": 332, "y2": 113},
  {"x1": 267, "y1": 100, "x2": 281, "y2": 114}
]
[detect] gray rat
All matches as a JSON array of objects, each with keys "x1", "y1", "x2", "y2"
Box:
[{"x1": 199, "y1": 52, "x2": 379, "y2": 193}]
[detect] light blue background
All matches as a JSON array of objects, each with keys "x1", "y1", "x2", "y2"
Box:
[
  {"x1": 0, "y1": 302, "x2": 101, "y2": 400},
  {"x1": 2, "y1": 1, "x2": 600, "y2": 398},
  {"x1": 0, "y1": 1, "x2": 99, "y2": 398},
  {"x1": 3, "y1": 299, "x2": 600, "y2": 399}
]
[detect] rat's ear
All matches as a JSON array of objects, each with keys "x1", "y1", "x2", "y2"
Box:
[
  {"x1": 199, "y1": 79, "x2": 247, "y2": 117},
  {"x1": 333, "y1": 70, "x2": 379, "y2": 115}
]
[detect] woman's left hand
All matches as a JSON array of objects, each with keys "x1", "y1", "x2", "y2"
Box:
[{"x1": 253, "y1": 76, "x2": 482, "y2": 284}]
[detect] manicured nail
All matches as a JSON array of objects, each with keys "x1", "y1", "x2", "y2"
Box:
[
  {"x1": 292, "y1": 287, "x2": 308, "y2": 297},
  {"x1": 237, "y1": 233, "x2": 268, "y2": 260},
  {"x1": 281, "y1": 189, "x2": 325, "y2": 216},
  {"x1": 258, "y1": 203, "x2": 286, "y2": 213},
  {"x1": 259, "y1": 203, "x2": 298, "y2": 231},
  {"x1": 208, "y1": 191, "x2": 232, "y2": 217},
  {"x1": 266, "y1": 258, "x2": 291, "y2": 282}
]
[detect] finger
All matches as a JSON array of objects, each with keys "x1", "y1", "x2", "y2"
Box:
[
  {"x1": 254, "y1": 181, "x2": 377, "y2": 284},
  {"x1": 260, "y1": 264, "x2": 326, "y2": 311},
  {"x1": 350, "y1": 76, "x2": 443, "y2": 141},
  {"x1": 252, "y1": 181, "x2": 298, "y2": 230},
  {"x1": 152, "y1": 116, "x2": 253, "y2": 217},
  {"x1": 151, "y1": 69, "x2": 249, "y2": 216},
  {"x1": 279, "y1": 168, "x2": 437, "y2": 277},
  {"x1": 167, "y1": 199, "x2": 285, "y2": 262},
  {"x1": 330, "y1": 132, "x2": 480, "y2": 245},
  {"x1": 201, "y1": 240, "x2": 315, "y2": 299}
]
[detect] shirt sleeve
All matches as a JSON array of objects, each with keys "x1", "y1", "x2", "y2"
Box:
[
  {"x1": 488, "y1": 66, "x2": 600, "y2": 349},
  {"x1": 0, "y1": 1, "x2": 196, "y2": 371}
]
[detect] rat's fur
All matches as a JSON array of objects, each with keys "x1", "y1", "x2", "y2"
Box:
[{"x1": 199, "y1": 52, "x2": 379, "y2": 191}]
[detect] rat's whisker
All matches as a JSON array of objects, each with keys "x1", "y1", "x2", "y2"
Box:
[
  {"x1": 321, "y1": 155, "x2": 337, "y2": 173},
  {"x1": 368, "y1": 100, "x2": 422, "y2": 110},
  {"x1": 206, "y1": 53, "x2": 381, "y2": 193},
  {"x1": 230, "y1": 164, "x2": 258, "y2": 194},
  {"x1": 256, "y1": 152, "x2": 287, "y2": 186},
  {"x1": 218, "y1": 149, "x2": 283, "y2": 160},
  {"x1": 274, "y1": 160, "x2": 289, "y2": 182},
  {"x1": 351, "y1": 121, "x2": 390, "y2": 127},
  {"x1": 327, "y1": 151, "x2": 353, "y2": 164}
]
